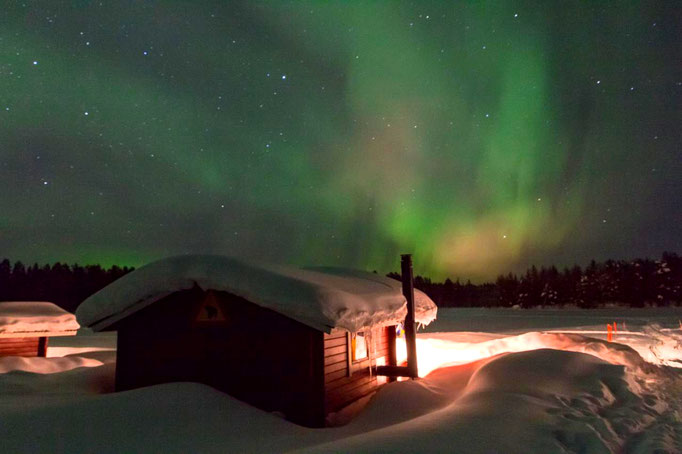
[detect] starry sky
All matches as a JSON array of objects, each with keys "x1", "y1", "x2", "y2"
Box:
[{"x1": 1, "y1": 1, "x2": 680, "y2": 282}]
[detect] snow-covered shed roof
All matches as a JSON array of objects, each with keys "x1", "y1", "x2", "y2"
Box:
[
  {"x1": 0, "y1": 302, "x2": 80, "y2": 338},
  {"x1": 76, "y1": 255, "x2": 437, "y2": 333}
]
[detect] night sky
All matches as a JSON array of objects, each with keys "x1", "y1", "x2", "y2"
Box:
[{"x1": 2, "y1": 1, "x2": 680, "y2": 281}]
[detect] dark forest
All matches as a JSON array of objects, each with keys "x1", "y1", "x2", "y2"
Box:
[{"x1": 1, "y1": 252, "x2": 680, "y2": 312}]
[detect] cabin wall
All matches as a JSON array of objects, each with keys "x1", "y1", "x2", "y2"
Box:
[
  {"x1": 113, "y1": 288, "x2": 326, "y2": 427},
  {"x1": 0, "y1": 336, "x2": 44, "y2": 357},
  {"x1": 324, "y1": 325, "x2": 393, "y2": 414}
]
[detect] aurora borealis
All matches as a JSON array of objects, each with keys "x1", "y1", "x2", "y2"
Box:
[{"x1": 2, "y1": 1, "x2": 680, "y2": 281}]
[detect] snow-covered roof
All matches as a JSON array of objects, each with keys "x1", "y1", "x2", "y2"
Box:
[
  {"x1": 76, "y1": 255, "x2": 437, "y2": 333},
  {"x1": 0, "y1": 302, "x2": 80, "y2": 337}
]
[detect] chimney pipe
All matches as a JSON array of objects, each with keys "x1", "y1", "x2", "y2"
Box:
[{"x1": 401, "y1": 254, "x2": 419, "y2": 378}]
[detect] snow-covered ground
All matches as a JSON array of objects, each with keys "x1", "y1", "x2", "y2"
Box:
[{"x1": 1, "y1": 308, "x2": 681, "y2": 453}]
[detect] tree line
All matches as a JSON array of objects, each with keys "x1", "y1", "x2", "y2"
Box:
[
  {"x1": 0, "y1": 252, "x2": 680, "y2": 312},
  {"x1": 0, "y1": 259, "x2": 133, "y2": 312},
  {"x1": 396, "y1": 251, "x2": 682, "y2": 309}
]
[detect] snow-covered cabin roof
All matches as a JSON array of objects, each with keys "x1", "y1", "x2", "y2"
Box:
[
  {"x1": 76, "y1": 255, "x2": 437, "y2": 333},
  {"x1": 0, "y1": 302, "x2": 80, "y2": 338}
]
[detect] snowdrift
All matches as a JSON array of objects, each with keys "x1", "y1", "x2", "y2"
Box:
[
  {"x1": 306, "y1": 332, "x2": 681, "y2": 453},
  {"x1": 1, "y1": 328, "x2": 680, "y2": 453}
]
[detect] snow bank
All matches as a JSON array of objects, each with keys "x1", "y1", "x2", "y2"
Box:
[
  {"x1": 302, "y1": 348, "x2": 681, "y2": 453},
  {"x1": 0, "y1": 382, "x2": 318, "y2": 454},
  {"x1": 76, "y1": 255, "x2": 436, "y2": 333},
  {"x1": 0, "y1": 302, "x2": 79, "y2": 336},
  {"x1": 419, "y1": 307, "x2": 682, "y2": 372},
  {"x1": 3, "y1": 307, "x2": 680, "y2": 453},
  {"x1": 3, "y1": 347, "x2": 677, "y2": 454},
  {"x1": 46, "y1": 330, "x2": 117, "y2": 358},
  {"x1": 0, "y1": 352, "x2": 116, "y2": 406},
  {"x1": 0, "y1": 356, "x2": 102, "y2": 374},
  {"x1": 410, "y1": 331, "x2": 661, "y2": 377}
]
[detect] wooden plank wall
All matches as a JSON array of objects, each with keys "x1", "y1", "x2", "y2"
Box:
[
  {"x1": 114, "y1": 288, "x2": 327, "y2": 427},
  {"x1": 0, "y1": 337, "x2": 40, "y2": 357},
  {"x1": 322, "y1": 330, "x2": 349, "y2": 385},
  {"x1": 324, "y1": 326, "x2": 392, "y2": 414}
]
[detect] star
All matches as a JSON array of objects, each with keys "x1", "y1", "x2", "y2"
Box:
[{"x1": 0, "y1": 0, "x2": 677, "y2": 285}]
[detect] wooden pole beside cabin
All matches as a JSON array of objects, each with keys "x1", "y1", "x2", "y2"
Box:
[
  {"x1": 38, "y1": 337, "x2": 48, "y2": 357},
  {"x1": 401, "y1": 254, "x2": 419, "y2": 378}
]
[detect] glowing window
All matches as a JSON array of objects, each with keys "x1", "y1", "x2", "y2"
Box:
[{"x1": 351, "y1": 332, "x2": 368, "y2": 361}]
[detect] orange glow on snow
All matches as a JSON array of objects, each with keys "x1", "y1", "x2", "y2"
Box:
[
  {"x1": 396, "y1": 336, "x2": 520, "y2": 377},
  {"x1": 396, "y1": 325, "x2": 682, "y2": 377}
]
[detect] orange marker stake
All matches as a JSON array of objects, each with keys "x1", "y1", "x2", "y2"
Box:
[{"x1": 607, "y1": 324, "x2": 613, "y2": 342}]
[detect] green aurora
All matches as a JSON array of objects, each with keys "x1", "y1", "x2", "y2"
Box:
[{"x1": 1, "y1": 1, "x2": 680, "y2": 281}]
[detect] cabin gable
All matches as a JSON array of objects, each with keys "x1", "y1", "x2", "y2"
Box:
[
  {"x1": 110, "y1": 289, "x2": 402, "y2": 426},
  {"x1": 112, "y1": 288, "x2": 326, "y2": 427}
]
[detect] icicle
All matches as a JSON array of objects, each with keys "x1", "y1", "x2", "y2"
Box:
[{"x1": 368, "y1": 330, "x2": 373, "y2": 380}]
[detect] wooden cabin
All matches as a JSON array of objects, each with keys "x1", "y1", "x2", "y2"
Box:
[
  {"x1": 76, "y1": 255, "x2": 437, "y2": 427},
  {"x1": 0, "y1": 302, "x2": 79, "y2": 357}
]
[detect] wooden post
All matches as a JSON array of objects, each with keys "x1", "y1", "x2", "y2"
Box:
[
  {"x1": 401, "y1": 254, "x2": 419, "y2": 378},
  {"x1": 386, "y1": 325, "x2": 397, "y2": 382},
  {"x1": 345, "y1": 332, "x2": 352, "y2": 377},
  {"x1": 38, "y1": 337, "x2": 48, "y2": 357}
]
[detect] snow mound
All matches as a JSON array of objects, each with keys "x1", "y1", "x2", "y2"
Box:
[
  {"x1": 4, "y1": 308, "x2": 680, "y2": 453},
  {"x1": 76, "y1": 255, "x2": 437, "y2": 333},
  {"x1": 46, "y1": 330, "x2": 117, "y2": 358},
  {"x1": 302, "y1": 349, "x2": 682, "y2": 453},
  {"x1": 0, "y1": 356, "x2": 102, "y2": 374},
  {"x1": 412, "y1": 331, "x2": 664, "y2": 377},
  {"x1": 0, "y1": 302, "x2": 79, "y2": 336},
  {"x1": 638, "y1": 324, "x2": 682, "y2": 368},
  {"x1": 0, "y1": 353, "x2": 116, "y2": 403},
  {"x1": 0, "y1": 342, "x2": 680, "y2": 453},
  {"x1": 0, "y1": 382, "x2": 316, "y2": 454}
]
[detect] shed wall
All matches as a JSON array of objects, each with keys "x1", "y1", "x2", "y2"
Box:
[
  {"x1": 113, "y1": 288, "x2": 326, "y2": 427},
  {"x1": 0, "y1": 337, "x2": 45, "y2": 357},
  {"x1": 324, "y1": 325, "x2": 393, "y2": 414}
]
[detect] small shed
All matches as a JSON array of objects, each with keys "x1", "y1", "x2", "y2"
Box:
[
  {"x1": 0, "y1": 302, "x2": 80, "y2": 357},
  {"x1": 76, "y1": 255, "x2": 437, "y2": 427}
]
